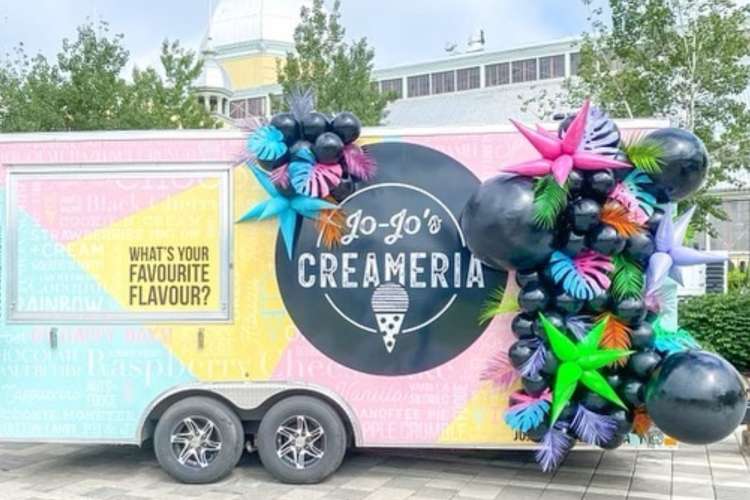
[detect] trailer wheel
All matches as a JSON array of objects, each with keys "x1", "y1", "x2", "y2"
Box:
[
  {"x1": 153, "y1": 396, "x2": 244, "y2": 484},
  {"x1": 257, "y1": 396, "x2": 347, "y2": 484}
]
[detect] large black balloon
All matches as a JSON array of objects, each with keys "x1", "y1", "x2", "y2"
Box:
[
  {"x1": 588, "y1": 224, "x2": 626, "y2": 256},
  {"x1": 570, "y1": 198, "x2": 601, "y2": 233},
  {"x1": 609, "y1": 409, "x2": 634, "y2": 435},
  {"x1": 647, "y1": 128, "x2": 709, "y2": 201},
  {"x1": 460, "y1": 175, "x2": 555, "y2": 270},
  {"x1": 645, "y1": 350, "x2": 747, "y2": 445}
]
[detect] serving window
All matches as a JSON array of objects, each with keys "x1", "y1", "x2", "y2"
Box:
[{"x1": 5, "y1": 164, "x2": 232, "y2": 323}]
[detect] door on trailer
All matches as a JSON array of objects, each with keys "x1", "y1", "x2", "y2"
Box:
[{"x1": 0, "y1": 164, "x2": 231, "y2": 442}]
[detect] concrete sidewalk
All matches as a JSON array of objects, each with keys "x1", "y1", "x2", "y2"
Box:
[{"x1": 0, "y1": 432, "x2": 747, "y2": 500}]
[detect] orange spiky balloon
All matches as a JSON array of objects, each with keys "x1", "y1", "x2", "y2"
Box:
[
  {"x1": 316, "y1": 198, "x2": 346, "y2": 248},
  {"x1": 600, "y1": 201, "x2": 644, "y2": 238}
]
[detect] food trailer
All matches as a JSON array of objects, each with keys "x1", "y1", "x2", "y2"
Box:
[{"x1": 0, "y1": 120, "x2": 701, "y2": 484}]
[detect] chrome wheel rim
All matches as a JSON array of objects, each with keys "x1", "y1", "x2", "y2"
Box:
[
  {"x1": 170, "y1": 416, "x2": 223, "y2": 469},
  {"x1": 275, "y1": 415, "x2": 325, "y2": 469}
]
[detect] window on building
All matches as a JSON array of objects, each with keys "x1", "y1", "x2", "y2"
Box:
[
  {"x1": 512, "y1": 58, "x2": 537, "y2": 83},
  {"x1": 247, "y1": 97, "x2": 266, "y2": 117},
  {"x1": 485, "y1": 62, "x2": 510, "y2": 87},
  {"x1": 570, "y1": 52, "x2": 581, "y2": 76},
  {"x1": 431, "y1": 70, "x2": 456, "y2": 94},
  {"x1": 456, "y1": 67, "x2": 481, "y2": 91},
  {"x1": 539, "y1": 55, "x2": 566, "y2": 80},
  {"x1": 380, "y1": 78, "x2": 403, "y2": 99},
  {"x1": 407, "y1": 74, "x2": 430, "y2": 97},
  {"x1": 229, "y1": 100, "x2": 245, "y2": 119},
  {"x1": 709, "y1": 199, "x2": 750, "y2": 252}
]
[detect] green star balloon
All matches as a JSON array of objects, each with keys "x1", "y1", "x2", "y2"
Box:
[{"x1": 539, "y1": 314, "x2": 633, "y2": 425}]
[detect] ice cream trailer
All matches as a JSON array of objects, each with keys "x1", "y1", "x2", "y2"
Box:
[{"x1": 0, "y1": 122, "x2": 667, "y2": 483}]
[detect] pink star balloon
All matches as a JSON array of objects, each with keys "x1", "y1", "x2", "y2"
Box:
[{"x1": 504, "y1": 100, "x2": 632, "y2": 185}]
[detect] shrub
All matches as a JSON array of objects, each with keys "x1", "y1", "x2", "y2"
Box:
[{"x1": 680, "y1": 292, "x2": 750, "y2": 372}]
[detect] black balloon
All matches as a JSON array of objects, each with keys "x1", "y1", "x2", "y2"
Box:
[
  {"x1": 541, "y1": 352, "x2": 559, "y2": 376},
  {"x1": 526, "y1": 422, "x2": 549, "y2": 442},
  {"x1": 645, "y1": 350, "x2": 747, "y2": 445},
  {"x1": 614, "y1": 297, "x2": 647, "y2": 325},
  {"x1": 533, "y1": 311, "x2": 565, "y2": 340},
  {"x1": 609, "y1": 409, "x2": 634, "y2": 435},
  {"x1": 571, "y1": 198, "x2": 601, "y2": 233},
  {"x1": 630, "y1": 322, "x2": 654, "y2": 350},
  {"x1": 599, "y1": 433, "x2": 625, "y2": 450},
  {"x1": 313, "y1": 132, "x2": 344, "y2": 164},
  {"x1": 626, "y1": 232, "x2": 656, "y2": 263},
  {"x1": 586, "y1": 170, "x2": 616, "y2": 199},
  {"x1": 332, "y1": 112, "x2": 362, "y2": 144},
  {"x1": 270, "y1": 112, "x2": 300, "y2": 144},
  {"x1": 329, "y1": 174, "x2": 357, "y2": 202},
  {"x1": 647, "y1": 128, "x2": 709, "y2": 201},
  {"x1": 567, "y1": 169, "x2": 585, "y2": 196},
  {"x1": 627, "y1": 350, "x2": 662, "y2": 380},
  {"x1": 647, "y1": 208, "x2": 665, "y2": 235},
  {"x1": 554, "y1": 290, "x2": 584, "y2": 315},
  {"x1": 621, "y1": 379, "x2": 645, "y2": 407},
  {"x1": 581, "y1": 391, "x2": 611, "y2": 413},
  {"x1": 516, "y1": 270, "x2": 543, "y2": 288},
  {"x1": 560, "y1": 231, "x2": 586, "y2": 257},
  {"x1": 522, "y1": 374, "x2": 549, "y2": 397},
  {"x1": 257, "y1": 152, "x2": 289, "y2": 172},
  {"x1": 558, "y1": 402, "x2": 578, "y2": 424},
  {"x1": 460, "y1": 175, "x2": 556, "y2": 270},
  {"x1": 586, "y1": 291, "x2": 610, "y2": 314},
  {"x1": 588, "y1": 224, "x2": 626, "y2": 256},
  {"x1": 301, "y1": 112, "x2": 330, "y2": 141},
  {"x1": 518, "y1": 284, "x2": 549, "y2": 314},
  {"x1": 606, "y1": 372, "x2": 624, "y2": 390},
  {"x1": 509, "y1": 339, "x2": 539, "y2": 368},
  {"x1": 289, "y1": 139, "x2": 313, "y2": 158},
  {"x1": 511, "y1": 313, "x2": 536, "y2": 339}
]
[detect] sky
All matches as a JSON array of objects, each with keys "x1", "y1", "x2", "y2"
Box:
[{"x1": 0, "y1": 0, "x2": 599, "y2": 72}]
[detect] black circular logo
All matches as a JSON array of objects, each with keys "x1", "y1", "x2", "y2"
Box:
[{"x1": 276, "y1": 142, "x2": 507, "y2": 375}]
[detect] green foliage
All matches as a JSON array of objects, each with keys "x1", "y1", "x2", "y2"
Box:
[
  {"x1": 621, "y1": 136, "x2": 664, "y2": 173},
  {"x1": 478, "y1": 286, "x2": 518, "y2": 325},
  {"x1": 276, "y1": 0, "x2": 392, "y2": 125},
  {"x1": 680, "y1": 292, "x2": 750, "y2": 371},
  {"x1": 611, "y1": 254, "x2": 644, "y2": 300},
  {"x1": 727, "y1": 266, "x2": 750, "y2": 292},
  {"x1": 525, "y1": 0, "x2": 750, "y2": 235},
  {"x1": 0, "y1": 21, "x2": 216, "y2": 131},
  {"x1": 533, "y1": 175, "x2": 568, "y2": 229}
]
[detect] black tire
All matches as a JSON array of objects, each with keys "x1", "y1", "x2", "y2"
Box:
[
  {"x1": 153, "y1": 396, "x2": 244, "y2": 484},
  {"x1": 257, "y1": 396, "x2": 347, "y2": 484}
]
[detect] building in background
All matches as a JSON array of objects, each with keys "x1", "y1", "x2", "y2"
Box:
[{"x1": 197, "y1": 0, "x2": 748, "y2": 268}]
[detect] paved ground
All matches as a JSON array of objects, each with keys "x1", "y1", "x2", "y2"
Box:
[{"x1": 0, "y1": 432, "x2": 747, "y2": 500}]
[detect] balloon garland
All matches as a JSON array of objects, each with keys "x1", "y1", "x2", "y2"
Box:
[
  {"x1": 238, "y1": 90, "x2": 377, "y2": 256},
  {"x1": 462, "y1": 101, "x2": 747, "y2": 471}
]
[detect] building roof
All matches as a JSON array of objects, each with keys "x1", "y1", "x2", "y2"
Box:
[
  {"x1": 205, "y1": 0, "x2": 309, "y2": 54},
  {"x1": 194, "y1": 50, "x2": 233, "y2": 93}
]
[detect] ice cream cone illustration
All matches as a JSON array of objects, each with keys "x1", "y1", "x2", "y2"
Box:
[{"x1": 371, "y1": 283, "x2": 410, "y2": 353}]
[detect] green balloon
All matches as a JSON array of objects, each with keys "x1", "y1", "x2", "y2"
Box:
[{"x1": 540, "y1": 314, "x2": 632, "y2": 425}]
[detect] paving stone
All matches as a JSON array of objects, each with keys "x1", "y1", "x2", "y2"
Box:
[{"x1": 411, "y1": 486, "x2": 457, "y2": 499}]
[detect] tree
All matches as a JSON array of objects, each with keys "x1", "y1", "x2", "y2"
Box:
[
  {"x1": 525, "y1": 0, "x2": 750, "y2": 233},
  {"x1": 0, "y1": 21, "x2": 216, "y2": 131},
  {"x1": 276, "y1": 0, "x2": 391, "y2": 125}
]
